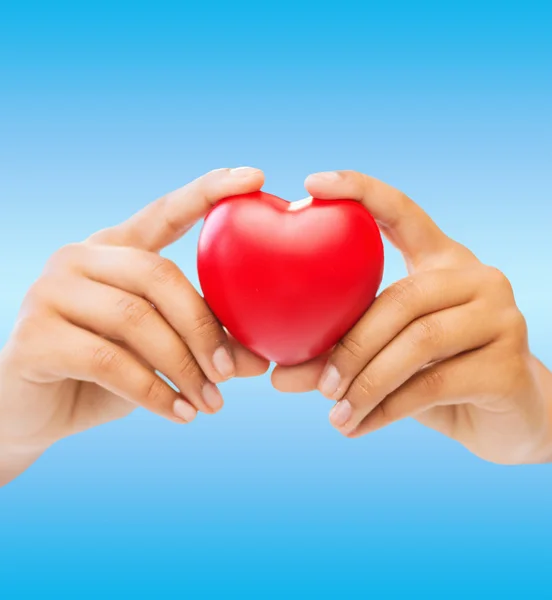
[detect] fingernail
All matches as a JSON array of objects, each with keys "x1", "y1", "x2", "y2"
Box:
[
  {"x1": 329, "y1": 399, "x2": 352, "y2": 428},
  {"x1": 202, "y1": 382, "x2": 224, "y2": 411},
  {"x1": 229, "y1": 166, "x2": 260, "y2": 177},
  {"x1": 318, "y1": 364, "x2": 341, "y2": 399},
  {"x1": 311, "y1": 171, "x2": 341, "y2": 182},
  {"x1": 212, "y1": 346, "x2": 235, "y2": 380},
  {"x1": 173, "y1": 399, "x2": 197, "y2": 423}
]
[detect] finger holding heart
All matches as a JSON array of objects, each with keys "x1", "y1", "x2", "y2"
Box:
[
  {"x1": 304, "y1": 170, "x2": 477, "y2": 271},
  {"x1": 10, "y1": 167, "x2": 271, "y2": 441},
  {"x1": 323, "y1": 268, "x2": 520, "y2": 436},
  {"x1": 271, "y1": 171, "x2": 537, "y2": 462}
]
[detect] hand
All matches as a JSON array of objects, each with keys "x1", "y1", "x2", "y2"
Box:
[
  {"x1": 272, "y1": 170, "x2": 552, "y2": 465},
  {"x1": 0, "y1": 167, "x2": 269, "y2": 485}
]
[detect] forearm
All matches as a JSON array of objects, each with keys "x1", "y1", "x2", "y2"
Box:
[
  {"x1": 0, "y1": 347, "x2": 51, "y2": 487},
  {"x1": 526, "y1": 355, "x2": 552, "y2": 464},
  {"x1": 0, "y1": 443, "x2": 47, "y2": 487}
]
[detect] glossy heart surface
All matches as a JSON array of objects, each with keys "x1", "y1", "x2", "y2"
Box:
[{"x1": 197, "y1": 191, "x2": 384, "y2": 366}]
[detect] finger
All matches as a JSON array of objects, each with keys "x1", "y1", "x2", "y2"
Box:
[
  {"x1": 47, "y1": 277, "x2": 224, "y2": 415},
  {"x1": 229, "y1": 336, "x2": 271, "y2": 377},
  {"x1": 328, "y1": 300, "x2": 501, "y2": 435},
  {"x1": 73, "y1": 245, "x2": 237, "y2": 385},
  {"x1": 350, "y1": 350, "x2": 490, "y2": 438},
  {"x1": 50, "y1": 244, "x2": 269, "y2": 382},
  {"x1": 271, "y1": 353, "x2": 328, "y2": 393},
  {"x1": 44, "y1": 319, "x2": 198, "y2": 424},
  {"x1": 305, "y1": 170, "x2": 476, "y2": 269},
  {"x1": 317, "y1": 268, "x2": 486, "y2": 401},
  {"x1": 89, "y1": 167, "x2": 264, "y2": 252}
]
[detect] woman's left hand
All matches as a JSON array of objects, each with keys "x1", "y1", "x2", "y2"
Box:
[{"x1": 272, "y1": 170, "x2": 552, "y2": 465}]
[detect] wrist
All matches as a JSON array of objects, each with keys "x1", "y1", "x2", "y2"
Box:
[
  {"x1": 0, "y1": 441, "x2": 51, "y2": 487},
  {"x1": 0, "y1": 345, "x2": 56, "y2": 485},
  {"x1": 524, "y1": 355, "x2": 552, "y2": 464}
]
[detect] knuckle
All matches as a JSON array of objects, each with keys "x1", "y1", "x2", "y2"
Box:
[
  {"x1": 9, "y1": 315, "x2": 49, "y2": 358},
  {"x1": 190, "y1": 311, "x2": 222, "y2": 340},
  {"x1": 439, "y1": 242, "x2": 478, "y2": 267},
  {"x1": 507, "y1": 308, "x2": 527, "y2": 332},
  {"x1": 13, "y1": 314, "x2": 47, "y2": 341},
  {"x1": 144, "y1": 377, "x2": 171, "y2": 407},
  {"x1": 148, "y1": 256, "x2": 183, "y2": 287},
  {"x1": 354, "y1": 369, "x2": 379, "y2": 399},
  {"x1": 380, "y1": 277, "x2": 420, "y2": 311},
  {"x1": 193, "y1": 170, "x2": 223, "y2": 202},
  {"x1": 24, "y1": 280, "x2": 50, "y2": 305},
  {"x1": 485, "y1": 266, "x2": 514, "y2": 297},
  {"x1": 504, "y1": 309, "x2": 529, "y2": 347},
  {"x1": 47, "y1": 243, "x2": 84, "y2": 269},
  {"x1": 116, "y1": 295, "x2": 155, "y2": 327},
  {"x1": 153, "y1": 194, "x2": 185, "y2": 240},
  {"x1": 176, "y1": 351, "x2": 203, "y2": 381},
  {"x1": 337, "y1": 170, "x2": 360, "y2": 187},
  {"x1": 10, "y1": 316, "x2": 36, "y2": 346},
  {"x1": 336, "y1": 334, "x2": 365, "y2": 361},
  {"x1": 412, "y1": 315, "x2": 444, "y2": 349},
  {"x1": 418, "y1": 367, "x2": 444, "y2": 395},
  {"x1": 206, "y1": 167, "x2": 227, "y2": 179},
  {"x1": 91, "y1": 345, "x2": 124, "y2": 374}
]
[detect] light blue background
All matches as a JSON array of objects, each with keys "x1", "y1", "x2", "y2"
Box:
[{"x1": 1, "y1": 1, "x2": 552, "y2": 598}]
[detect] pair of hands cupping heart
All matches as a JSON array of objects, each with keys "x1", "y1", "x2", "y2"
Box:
[{"x1": 3, "y1": 166, "x2": 539, "y2": 476}]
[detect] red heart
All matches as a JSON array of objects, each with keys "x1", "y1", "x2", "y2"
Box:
[{"x1": 197, "y1": 191, "x2": 384, "y2": 366}]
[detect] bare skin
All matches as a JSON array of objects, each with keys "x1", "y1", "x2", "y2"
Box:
[
  {"x1": 0, "y1": 168, "x2": 270, "y2": 486},
  {"x1": 272, "y1": 170, "x2": 552, "y2": 466},
  {"x1": 2, "y1": 167, "x2": 552, "y2": 486}
]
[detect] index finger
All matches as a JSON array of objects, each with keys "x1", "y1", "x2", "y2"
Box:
[
  {"x1": 305, "y1": 170, "x2": 474, "y2": 269},
  {"x1": 90, "y1": 167, "x2": 265, "y2": 252}
]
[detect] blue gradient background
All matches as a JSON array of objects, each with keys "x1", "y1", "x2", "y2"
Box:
[{"x1": 1, "y1": 1, "x2": 552, "y2": 598}]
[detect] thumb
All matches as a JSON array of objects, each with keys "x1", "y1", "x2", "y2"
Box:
[
  {"x1": 305, "y1": 170, "x2": 475, "y2": 270},
  {"x1": 89, "y1": 167, "x2": 265, "y2": 252}
]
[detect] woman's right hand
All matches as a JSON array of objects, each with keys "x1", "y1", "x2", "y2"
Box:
[{"x1": 0, "y1": 167, "x2": 270, "y2": 485}]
